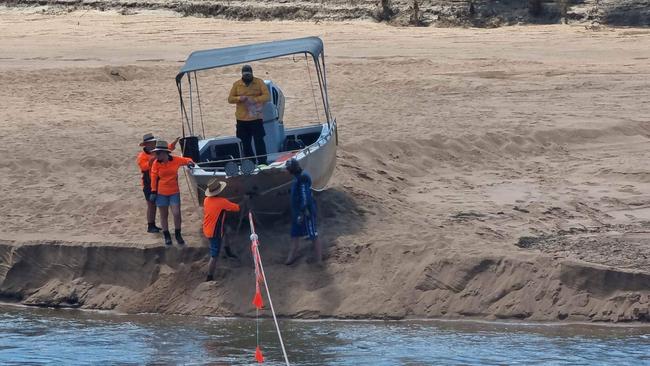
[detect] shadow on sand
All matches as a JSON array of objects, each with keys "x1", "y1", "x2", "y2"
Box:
[{"x1": 219, "y1": 187, "x2": 365, "y2": 317}]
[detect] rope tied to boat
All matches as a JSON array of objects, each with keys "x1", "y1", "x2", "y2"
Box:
[{"x1": 249, "y1": 211, "x2": 290, "y2": 365}]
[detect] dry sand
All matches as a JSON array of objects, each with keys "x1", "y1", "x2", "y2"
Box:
[{"x1": 1, "y1": 7, "x2": 649, "y2": 322}]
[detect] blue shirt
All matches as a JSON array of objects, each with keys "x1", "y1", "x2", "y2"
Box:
[{"x1": 290, "y1": 173, "x2": 316, "y2": 220}]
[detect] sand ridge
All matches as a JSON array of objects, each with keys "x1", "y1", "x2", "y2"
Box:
[{"x1": 0, "y1": 9, "x2": 649, "y2": 321}]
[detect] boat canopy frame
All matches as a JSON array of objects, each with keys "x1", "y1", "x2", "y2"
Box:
[{"x1": 176, "y1": 36, "x2": 333, "y2": 138}]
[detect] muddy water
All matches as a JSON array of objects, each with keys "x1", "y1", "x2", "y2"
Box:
[{"x1": 0, "y1": 304, "x2": 648, "y2": 365}]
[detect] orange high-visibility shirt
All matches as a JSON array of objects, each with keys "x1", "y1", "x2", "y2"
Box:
[
  {"x1": 150, "y1": 155, "x2": 193, "y2": 195},
  {"x1": 136, "y1": 151, "x2": 156, "y2": 186},
  {"x1": 136, "y1": 144, "x2": 175, "y2": 186},
  {"x1": 203, "y1": 196, "x2": 240, "y2": 238},
  {"x1": 136, "y1": 151, "x2": 156, "y2": 173}
]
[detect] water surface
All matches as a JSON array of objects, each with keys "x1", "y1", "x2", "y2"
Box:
[{"x1": 0, "y1": 304, "x2": 648, "y2": 365}]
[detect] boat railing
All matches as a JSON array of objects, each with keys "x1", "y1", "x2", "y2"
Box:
[
  {"x1": 190, "y1": 122, "x2": 333, "y2": 172},
  {"x1": 191, "y1": 149, "x2": 303, "y2": 171}
]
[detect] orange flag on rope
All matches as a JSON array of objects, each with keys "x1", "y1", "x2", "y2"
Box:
[
  {"x1": 255, "y1": 345, "x2": 265, "y2": 363},
  {"x1": 253, "y1": 289, "x2": 264, "y2": 309}
]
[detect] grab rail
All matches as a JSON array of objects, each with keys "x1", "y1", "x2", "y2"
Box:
[{"x1": 189, "y1": 123, "x2": 334, "y2": 172}]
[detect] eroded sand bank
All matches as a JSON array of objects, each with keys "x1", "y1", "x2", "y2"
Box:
[{"x1": 1, "y1": 8, "x2": 649, "y2": 321}]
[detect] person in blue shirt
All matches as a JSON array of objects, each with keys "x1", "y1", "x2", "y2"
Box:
[{"x1": 285, "y1": 158, "x2": 322, "y2": 265}]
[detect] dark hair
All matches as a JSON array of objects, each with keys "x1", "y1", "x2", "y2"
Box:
[{"x1": 286, "y1": 158, "x2": 302, "y2": 175}]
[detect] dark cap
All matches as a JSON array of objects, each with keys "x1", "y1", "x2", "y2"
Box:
[
  {"x1": 285, "y1": 158, "x2": 302, "y2": 175},
  {"x1": 242, "y1": 64, "x2": 253, "y2": 76}
]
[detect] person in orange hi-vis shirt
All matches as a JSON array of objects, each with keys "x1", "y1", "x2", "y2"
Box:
[
  {"x1": 149, "y1": 140, "x2": 194, "y2": 245},
  {"x1": 202, "y1": 180, "x2": 240, "y2": 281},
  {"x1": 136, "y1": 133, "x2": 179, "y2": 233}
]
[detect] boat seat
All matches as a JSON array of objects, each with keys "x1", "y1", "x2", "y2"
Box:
[
  {"x1": 263, "y1": 121, "x2": 283, "y2": 153},
  {"x1": 283, "y1": 136, "x2": 305, "y2": 151},
  {"x1": 262, "y1": 99, "x2": 278, "y2": 123},
  {"x1": 260, "y1": 81, "x2": 286, "y2": 155},
  {"x1": 199, "y1": 136, "x2": 242, "y2": 163},
  {"x1": 200, "y1": 155, "x2": 235, "y2": 168},
  {"x1": 209, "y1": 144, "x2": 240, "y2": 161}
]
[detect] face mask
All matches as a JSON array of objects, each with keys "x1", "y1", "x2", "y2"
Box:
[{"x1": 242, "y1": 74, "x2": 253, "y2": 84}]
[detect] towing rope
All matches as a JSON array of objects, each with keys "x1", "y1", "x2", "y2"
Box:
[
  {"x1": 179, "y1": 137, "x2": 199, "y2": 210},
  {"x1": 249, "y1": 211, "x2": 290, "y2": 365},
  {"x1": 182, "y1": 168, "x2": 199, "y2": 210}
]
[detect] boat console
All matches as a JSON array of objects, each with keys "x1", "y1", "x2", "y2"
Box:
[{"x1": 192, "y1": 80, "x2": 324, "y2": 168}]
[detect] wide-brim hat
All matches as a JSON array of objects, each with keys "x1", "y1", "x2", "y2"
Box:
[
  {"x1": 151, "y1": 140, "x2": 171, "y2": 153},
  {"x1": 205, "y1": 180, "x2": 227, "y2": 197},
  {"x1": 139, "y1": 133, "x2": 157, "y2": 146}
]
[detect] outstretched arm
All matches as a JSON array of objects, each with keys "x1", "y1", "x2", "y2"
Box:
[
  {"x1": 226, "y1": 201, "x2": 240, "y2": 212},
  {"x1": 178, "y1": 156, "x2": 195, "y2": 166},
  {"x1": 169, "y1": 137, "x2": 180, "y2": 151}
]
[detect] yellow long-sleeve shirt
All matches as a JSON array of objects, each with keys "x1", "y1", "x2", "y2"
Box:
[{"x1": 227, "y1": 77, "x2": 270, "y2": 121}]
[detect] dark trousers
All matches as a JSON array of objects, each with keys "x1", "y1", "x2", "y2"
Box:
[
  {"x1": 142, "y1": 172, "x2": 152, "y2": 200},
  {"x1": 236, "y1": 119, "x2": 267, "y2": 164}
]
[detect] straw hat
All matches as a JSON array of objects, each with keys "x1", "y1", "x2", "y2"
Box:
[
  {"x1": 139, "y1": 133, "x2": 157, "y2": 146},
  {"x1": 151, "y1": 140, "x2": 171, "y2": 153},
  {"x1": 205, "y1": 180, "x2": 227, "y2": 197}
]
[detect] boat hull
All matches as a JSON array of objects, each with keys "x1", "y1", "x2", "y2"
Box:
[{"x1": 188, "y1": 121, "x2": 337, "y2": 215}]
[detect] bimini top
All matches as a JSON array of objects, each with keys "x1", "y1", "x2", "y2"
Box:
[{"x1": 176, "y1": 36, "x2": 324, "y2": 83}]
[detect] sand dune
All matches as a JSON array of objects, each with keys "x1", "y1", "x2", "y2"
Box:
[{"x1": 0, "y1": 9, "x2": 649, "y2": 321}]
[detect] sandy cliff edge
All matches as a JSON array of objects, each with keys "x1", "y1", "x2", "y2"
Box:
[{"x1": 1, "y1": 239, "x2": 648, "y2": 322}]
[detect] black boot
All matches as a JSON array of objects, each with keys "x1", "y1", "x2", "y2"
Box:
[
  {"x1": 162, "y1": 231, "x2": 172, "y2": 246},
  {"x1": 175, "y1": 229, "x2": 185, "y2": 245},
  {"x1": 147, "y1": 223, "x2": 161, "y2": 233}
]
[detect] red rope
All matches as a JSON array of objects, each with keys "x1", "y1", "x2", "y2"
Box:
[{"x1": 248, "y1": 211, "x2": 290, "y2": 365}]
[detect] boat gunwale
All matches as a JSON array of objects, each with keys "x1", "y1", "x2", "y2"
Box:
[{"x1": 189, "y1": 120, "x2": 336, "y2": 176}]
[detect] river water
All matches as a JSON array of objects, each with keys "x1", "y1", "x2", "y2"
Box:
[{"x1": 0, "y1": 304, "x2": 648, "y2": 365}]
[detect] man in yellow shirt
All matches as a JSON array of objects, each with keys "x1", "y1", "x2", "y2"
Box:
[{"x1": 228, "y1": 64, "x2": 270, "y2": 164}]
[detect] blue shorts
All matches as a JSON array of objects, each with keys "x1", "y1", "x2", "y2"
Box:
[
  {"x1": 291, "y1": 215, "x2": 318, "y2": 240},
  {"x1": 156, "y1": 193, "x2": 181, "y2": 207},
  {"x1": 209, "y1": 237, "x2": 221, "y2": 258}
]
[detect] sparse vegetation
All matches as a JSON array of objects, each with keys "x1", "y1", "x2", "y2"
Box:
[
  {"x1": 409, "y1": 0, "x2": 423, "y2": 26},
  {"x1": 375, "y1": 0, "x2": 397, "y2": 22}
]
